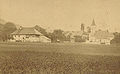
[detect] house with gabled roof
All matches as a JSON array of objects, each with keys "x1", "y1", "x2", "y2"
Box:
[{"x1": 10, "y1": 26, "x2": 51, "y2": 42}]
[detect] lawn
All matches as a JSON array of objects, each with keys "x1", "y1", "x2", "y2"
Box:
[{"x1": 0, "y1": 42, "x2": 120, "y2": 74}]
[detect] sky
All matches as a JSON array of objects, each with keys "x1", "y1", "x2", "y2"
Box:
[{"x1": 0, "y1": 0, "x2": 120, "y2": 32}]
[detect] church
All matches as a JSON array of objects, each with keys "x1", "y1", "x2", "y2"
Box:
[{"x1": 88, "y1": 20, "x2": 114, "y2": 45}]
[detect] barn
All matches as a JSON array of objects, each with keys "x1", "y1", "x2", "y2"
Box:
[{"x1": 10, "y1": 27, "x2": 51, "y2": 42}]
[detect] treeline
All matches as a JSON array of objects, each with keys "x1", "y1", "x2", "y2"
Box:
[
  {"x1": 0, "y1": 22, "x2": 17, "y2": 41},
  {"x1": 1, "y1": 22, "x2": 120, "y2": 44},
  {"x1": 34, "y1": 26, "x2": 69, "y2": 43},
  {"x1": 111, "y1": 32, "x2": 120, "y2": 44},
  {"x1": 48, "y1": 29, "x2": 71, "y2": 43},
  {"x1": 35, "y1": 25, "x2": 120, "y2": 44},
  {"x1": 35, "y1": 26, "x2": 86, "y2": 43}
]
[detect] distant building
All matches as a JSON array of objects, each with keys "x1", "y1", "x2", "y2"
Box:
[
  {"x1": 88, "y1": 20, "x2": 114, "y2": 45},
  {"x1": 64, "y1": 31, "x2": 86, "y2": 42},
  {"x1": 10, "y1": 27, "x2": 51, "y2": 42},
  {"x1": 89, "y1": 30, "x2": 114, "y2": 45},
  {"x1": 63, "y1": 23, "x2": 88, "y2": 42}
]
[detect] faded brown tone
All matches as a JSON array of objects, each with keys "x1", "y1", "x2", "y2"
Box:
[{"x1": 0, "y1": 43, "x2": 120, "y2": 74}]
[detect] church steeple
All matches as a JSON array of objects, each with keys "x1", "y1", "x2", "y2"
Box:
[
  {"x1": 90, "y1": 19, "x2": 97, "y2": 34},
  {"x1": 91, "y1": 19, "x2": 96, "y2": 26}
]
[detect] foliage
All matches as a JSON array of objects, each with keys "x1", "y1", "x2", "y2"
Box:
[
  {"x1": 49, "y1": 29, "x2": 66, "y2": 42},
  {"x1": 111, "y1": 32, "x2": 120, "y2": 44},
  {"x1": 0, "y1": 43, "x2": 120, "y2": 74},
  {"x1": 74, "y1": 35, "x2": 86, "y2": 42},
  {"x1": 0, "y1": 24, "x2": 4, "y2": 41},
  {"x1": 0, "y1": 22, "x2": 17, "y2": 41},
  {"x1": 87, "y1": 26, "x2": 91, "y2": 33}
]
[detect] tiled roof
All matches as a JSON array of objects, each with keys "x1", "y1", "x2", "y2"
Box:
[{"x1": 11, "y1": 27, "x2": 43, "y2": 35}]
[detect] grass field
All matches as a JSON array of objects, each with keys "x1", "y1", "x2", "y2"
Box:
[{"x1": 0, "y1": 42, "x2": 120, "y2": 74}]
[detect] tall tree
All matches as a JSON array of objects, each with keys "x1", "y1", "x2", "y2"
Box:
[
  {"x1": 50, "y1": 29, "x2": 66, "y2": 42},
  {"x1": 2, "y1": 22, "x2": 17, "y2": 41},
  {"x1": 87, "y1": 26, "x2": 91, "y2": 33},
  {"x1": 0, "y1": 24, "x2": 4, "y2": 41}
]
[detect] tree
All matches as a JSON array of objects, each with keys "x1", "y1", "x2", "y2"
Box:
[
  {"x1": 2, "y1": 22, "x2": 17, "y2": 41},
  {"x1": 50, "y1": 29, "x2": 66, "y2": 42},
  {"x1": 87, "y1": 26, "x2": 91, "y2": 33},
  {"x1": 74, "y1": 35, "x2": 86, "y2": 42},
  {"x1": 0, "y1": 25, "x2": 4, "y2": 41},
  {"x1": 3, "y1": 22, "x2": 16, "y2": 33},
  {"x1": 110, "y1": 32, "x2": 120, "y2": 44}
]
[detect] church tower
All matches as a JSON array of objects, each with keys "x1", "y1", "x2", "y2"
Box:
[
  {"x1": 81, "y1": 23, "x2": 85, "y2": 32},
  {"x1": 90, "y1": 19, "x2": 97, "y2": 34}
]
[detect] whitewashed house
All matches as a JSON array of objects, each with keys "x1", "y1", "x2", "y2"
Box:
[
  {"x1": 10, "y1": 27, "x2": 51, "y2": 42},
  {"x1": 88, "y1": 19, "x2": 114, "y2": 45},
  {"x1": 89, "y1": 30, "x2": 114, "y2": 45}
]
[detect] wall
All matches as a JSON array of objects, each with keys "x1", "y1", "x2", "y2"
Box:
[{"x1": 12, "y1": 34, "x2": 51, "y2": 42}]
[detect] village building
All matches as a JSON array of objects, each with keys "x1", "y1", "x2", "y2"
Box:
[
  {"x1": 63, "y1": 23, "x2": 89, "y2": 43},
  {"x1": 10, "y1": 27, "x2": 51, "y2": 42},
  {"x1": 64, "y1": 31, "x2": 84, "y2": 42},
  {"x1": 88, "y1": 20, "x2": 114, "y2": 45},
  {"x1": 89, "y1": 30, "x2": 114, "y2": 45}
]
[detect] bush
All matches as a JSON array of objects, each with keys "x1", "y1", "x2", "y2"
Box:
[
  {"x1": 74, "y1": 36, "x2": 86, "y2": 42},
  {"x1": 110, "y1": 32, "x2": 120, "y2": 44}
]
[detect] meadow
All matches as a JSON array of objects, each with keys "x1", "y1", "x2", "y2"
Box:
[{"x1": 0, "y1": 42, "x2": 120, "y2": 74}]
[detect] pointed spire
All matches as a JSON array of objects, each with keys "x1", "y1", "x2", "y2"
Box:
[{"x1": 91, "y1": 19, "x2": 96, "y2": 26}]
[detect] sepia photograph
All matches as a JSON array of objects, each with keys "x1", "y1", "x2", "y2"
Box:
[{"x1": 0, "y1": 0, "x2": 120, "y2": 74}]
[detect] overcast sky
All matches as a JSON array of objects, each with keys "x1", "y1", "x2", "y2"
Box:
[{"x1": 0, "y1": 0, "x2": 120, "y2": 32}]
